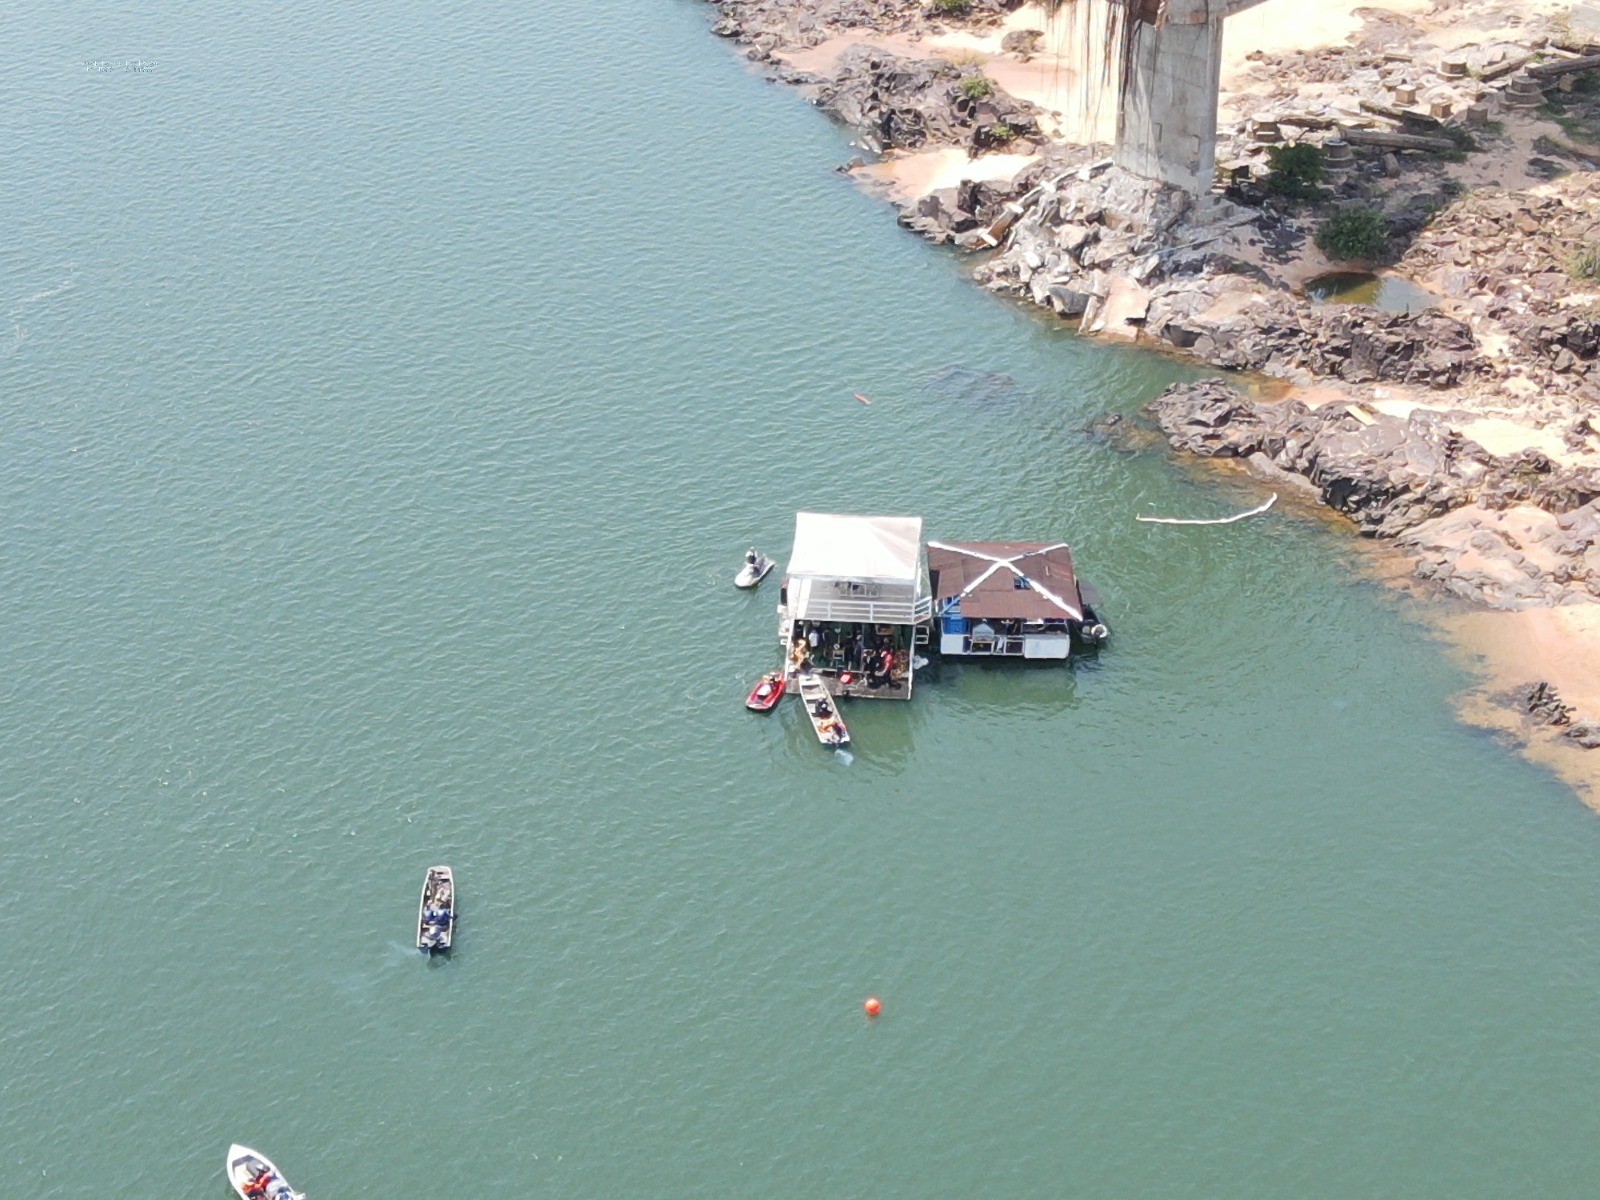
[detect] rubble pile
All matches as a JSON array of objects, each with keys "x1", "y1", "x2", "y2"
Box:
[
  {"x1": 964, "y1": 163, "x2": 1195, "y2": 319},
  {"x1": 1400, "y1": 182, "x2": 1600, "y2": 388}
]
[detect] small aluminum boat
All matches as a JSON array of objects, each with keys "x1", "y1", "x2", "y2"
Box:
[
  {"x1": 417, "y1": 865, "x2": 455, "y2": 953},
  {"x1": 796, "y1": 671, "x2": 850, "y2": 748}
]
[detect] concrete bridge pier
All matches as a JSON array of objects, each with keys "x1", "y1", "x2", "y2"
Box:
[{"x1": 1111, "y1": 0, "x2": 1272, "y2": 194}]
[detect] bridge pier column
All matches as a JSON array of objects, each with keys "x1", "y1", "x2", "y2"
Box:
[{"x1": 1113, "y1": 16, "x2": 1225, "y2": 194}]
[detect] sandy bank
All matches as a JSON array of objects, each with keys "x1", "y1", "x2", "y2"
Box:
[
  {"x1": 1448, "y1": 604, "x2": 1600, "y2": 811},
  {"x1": 856, "y1": 147, "x2": 1038, "y2": 205},
  {"x1": 1221, "y1": 0, "x2": 1433, "y2": 84}
]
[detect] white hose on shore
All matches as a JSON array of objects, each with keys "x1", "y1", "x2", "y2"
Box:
[{"x1": 1136, "y1": 494, "x2": 1277, "y2": 526}]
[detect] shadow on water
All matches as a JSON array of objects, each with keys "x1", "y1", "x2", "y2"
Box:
[
  {"x1": 924, "y1": 655, "x2": 1086, "y2": 718},
  {"x1": 925, "y1": 363, "x2": 1026, "y2": 406}
]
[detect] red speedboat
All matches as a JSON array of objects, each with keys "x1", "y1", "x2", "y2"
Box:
[{"x1": 745, "y1": 672, "x2": 787, "y2": 712}]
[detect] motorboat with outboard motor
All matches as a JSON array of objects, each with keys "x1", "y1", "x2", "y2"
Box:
[
  {"x1": 226, "y1": 1145, "x2": 304, "y2": 1200},
  {"x1": 417, "y1": 865, "x2": 455, "y2": 953},
  {"x1": 745, "y1": 671, "x2": 787, "y2": 712},
  {"x1": 734, "y1": 548, "x2": 775, "y2": 589}
]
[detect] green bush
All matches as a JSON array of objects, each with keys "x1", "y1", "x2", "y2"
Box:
[
  {"x1": 931, "y1": 0, "x2": 970, "y2": 14},
  {"x1": 958, "y1": 73, "x2": 994, "y2": 100},
  {"x1": 1263, "y1": 143, "x2": 1325, "y2": 200},
  {"x1": 1569, "y1": 243, "x2": 1600, "y2": 281},
  {"x1": 1315, "y1": 207, "x2": 1390, "y2": 263}
]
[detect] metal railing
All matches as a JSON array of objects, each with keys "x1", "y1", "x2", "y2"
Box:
[{"x1": 792, "y1": 596, "x2": 933, "y2": 625}]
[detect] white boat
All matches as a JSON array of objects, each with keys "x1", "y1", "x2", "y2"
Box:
[
  {"x1": 225, "y1": 1145, "x2": 304, "y2": 1200},
  {"x1": 795, "y1": 671, "x2": 850, "y2": 748},
  {"x1": 734, "y1": 549, "x2": 775, "y2": 589},
  {"x1": 417, "y1": 865, "x2": 455, "y2": 953}
]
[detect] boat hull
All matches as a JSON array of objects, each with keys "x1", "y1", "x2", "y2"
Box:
[
  {"x1": 795, "y1": 671, "x2": 850, "y2": 747},
  {"x1": 417, "y1": 865, "x2": 455, "y2": 953},
  {"x1": 226, "y1": 1145, "x2": 302, "y2": 1200},
  {"x1": 734, "y1": 558, "x2": 775, "y2": 589},
  {"x1": 745, "y1": 672, "x2": 787, "y2": 712}
]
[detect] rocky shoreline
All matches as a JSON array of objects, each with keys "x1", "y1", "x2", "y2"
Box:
[{"x1": 705, "y1": 0, "x2": 1600, "y2": 790}]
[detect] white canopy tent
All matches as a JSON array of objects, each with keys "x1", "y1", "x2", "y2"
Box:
[{"x1": 785, "y1": 512, "x2": 931, "y2": 625}]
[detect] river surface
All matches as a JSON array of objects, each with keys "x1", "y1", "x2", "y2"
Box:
[{"x1": 3, "y1": 2, "x2": 1599, "y2": 1196}]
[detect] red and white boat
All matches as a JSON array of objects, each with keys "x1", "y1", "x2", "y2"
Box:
[
  {"x1": 745, "y1": 672, "x2": 787, "y2": 712},
  {"x1": 225, "y1": 1145, "x2": 304, "y2": 1200}
]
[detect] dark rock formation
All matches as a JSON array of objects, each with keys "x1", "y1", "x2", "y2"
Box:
[
  {"x1": 707, "y1": 0, "x2": 1025, "y2": 53},
  {"x1": 1518, "y1": 680, "x2": 1574, "y2": 727},
  {"x1": 1504, "y1": 683, "x2": 1600, "y2": 748},
  {"x1": 1147, "y1": 380, "x2": 1600, "y2": 547},
  {"x1": 816, "y1": 47, "x2": 1041, "y2": 154},
  {"x1": 1187, "y1": 305, "x2": 1484, "y2": 388}
]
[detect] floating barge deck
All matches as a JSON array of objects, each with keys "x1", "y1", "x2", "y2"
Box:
[
  {"x1": 776, "y1": 512, "x2": 931, "y2": 702},
  {"x1": 928, "y1": 541, "x2": 1108, "y2": 658}
]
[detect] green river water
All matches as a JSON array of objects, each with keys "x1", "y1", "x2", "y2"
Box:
[{"x1": 2, "y1": 1, "x2": 1599, "y2": 1196}]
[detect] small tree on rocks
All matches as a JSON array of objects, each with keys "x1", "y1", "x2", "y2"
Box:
[
  {"x1": 1316, "y1": 206, "x2": 1390, "y2": 263},
  {"x1": 1569, "y1": 243, "x2": 1600, "y2": 282},
  {"x1": 1262, "y1": 143, "x2": 1325, "y2": 201},
  {"x1": 959, "y1": 73, "x2": 994, "y2": 100}
]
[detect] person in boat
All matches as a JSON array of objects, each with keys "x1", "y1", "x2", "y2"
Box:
[
  {"x1": 245, "y1": 1167, "x2": 273, "y2": 1197},
  {"x1": 745, "y1": 548, "x2": 759, "y2": 569}
]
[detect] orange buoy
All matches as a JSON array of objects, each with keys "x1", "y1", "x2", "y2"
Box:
[{"x1": 864, "y1": 996, "x2": 883, "y2": 1017}]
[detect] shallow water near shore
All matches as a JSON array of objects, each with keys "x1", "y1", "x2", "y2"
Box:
[{"x1": 3, "y1": 1, "x2": 1600, "y2": 1197}]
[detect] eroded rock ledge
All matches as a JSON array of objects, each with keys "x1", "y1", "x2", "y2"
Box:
[{"x1": 1147, "y1": 378, "x2": 1600, "y2": 609}]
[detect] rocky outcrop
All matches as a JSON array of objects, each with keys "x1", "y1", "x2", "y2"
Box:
[
  {"x1": 1400, "y1": 503, "x2": 1600, "y2": 609},
  {"x1": 1398, "y1": 182, "x2": 1600, "y2": 395},
  {"x1": 708, "y1": 0, "x2": 1023, "y2": 53},
  {"x1": 899, "y1": 178, "x2": 1016, "y2": 246},
  {"x1": 816, "y1": 47, "x2": 1042, "y2": 154},
  {"x1": 1509, "y1": 681, "x2": 1600, "y2": 748},
  {"x1": 1147, "y1": 381, "x2": 1600, "y2": 555},
  {"x1": 1186, "y1": 304, "x2": 1485, "y2": 388}
]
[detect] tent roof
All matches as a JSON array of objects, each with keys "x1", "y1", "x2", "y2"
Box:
[
  {"x1": 787, "y1": 512, "x2": 923, "y2": 582},
  {"x1": 927, "y1": 541, "x2": 1083, "y2": 621}
]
